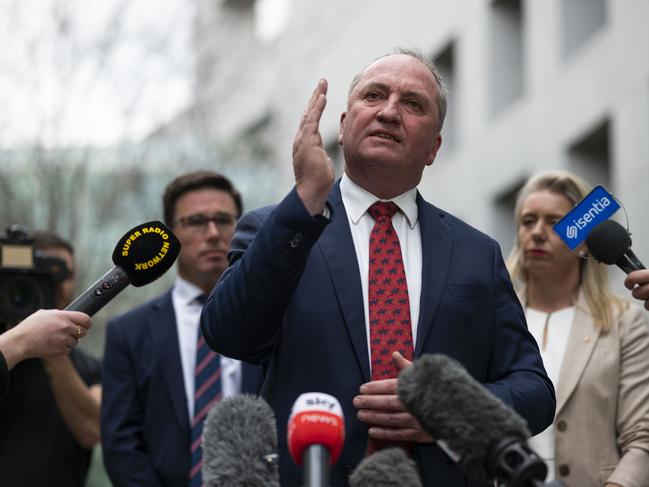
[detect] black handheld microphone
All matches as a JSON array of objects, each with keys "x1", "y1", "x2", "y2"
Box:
[
  {"x1": 398, "y1": 354, "x2": 563, "y2": 487},
  {"x1": 349, "y1": 448, "x2": 422, "y2": 487},
  {"x1": 585, "y1": 220, "x2": 645, "y2": 274},
  {"x1": 65, "y1": 221, "x2": 180, "y2": 316},
  {"x1": 202, "y1": 394, "x2": 279, "y2": 487}
]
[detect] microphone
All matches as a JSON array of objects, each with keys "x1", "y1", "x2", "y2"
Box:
[
  {"x1": 202, "y1": 394, "x2": 279, "y2": 487},
  {"x1": 585, "y1": 220, "x2": 645, "y2": 274},
  {"x1": 398, "y1": 354, "x2": 562, "y2": 487},
  {"x1": 65, "y1": 221, "x2": 180, "y2": 316},
  {"x1": 349, "y1": 448, "x2": 422, "y2": 487},
  {"x1": 288, "y1": 392, "x2": 345, "y2": 487}
]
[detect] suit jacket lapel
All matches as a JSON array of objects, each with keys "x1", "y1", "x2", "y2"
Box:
[
  {"x1": 415, "y1": 194, "x2": 453, "y2": 357},
  {"x1": 555, "y1": 291, "x2": 599, "y2": 415},
  {"x1": 148, "y1": 290, "x2": 190, "y2": 434},
  {"x1": 318, "y1": 183, "x2": 371, "y2": 382}
]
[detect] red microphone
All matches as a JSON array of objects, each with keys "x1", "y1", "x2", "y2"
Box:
[{"x1": 288, "y1": 392, "x2": 345, "y2": 487}]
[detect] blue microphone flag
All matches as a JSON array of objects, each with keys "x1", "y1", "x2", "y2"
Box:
[{"x1": 553, "y1": 185, "x2": 620, "y2": 250}]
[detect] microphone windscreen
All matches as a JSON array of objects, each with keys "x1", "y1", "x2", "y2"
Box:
[
  {"x1": 287, "y1": 392, "x2": 345, "y2": 466},
  {"x1": 202, "y1": 394, "x2": 279, "y2": 487},
  {"x1": 398, "y1": 354, "x2": 530, "y2": 481},
  {"x1": 349, "y1": 448, "x2": 422, "y2": 487},
  {"x1": 111, "y1": 221, "x2": 181, "y2": 286},
  {"x1": 585, "y1": 219, "x2": 631, "y2": 265}
]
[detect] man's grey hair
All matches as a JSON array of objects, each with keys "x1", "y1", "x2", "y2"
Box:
[{"x1": 347, "y1": 48, "x2": 448, "y2": 132}]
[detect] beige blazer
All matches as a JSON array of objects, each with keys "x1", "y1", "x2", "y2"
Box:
[{"x1": 522, "y1": 292, "x2": 649, "y2": 487}]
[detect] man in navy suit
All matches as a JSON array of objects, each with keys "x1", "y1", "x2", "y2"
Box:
[
  {"x1": 101, "y1": 171, "x2": 261, "y2": 487},
  {"x1": 201, "y1": 49, "x2": 555, "y2": 486}
]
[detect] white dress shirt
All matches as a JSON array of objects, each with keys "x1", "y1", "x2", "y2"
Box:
[
  {"x1": 172, "y1": 276, "x2": 242, "y2": 423},
  {"x1": 339, "y1": 173, "x2": 423, "y2": 370},
  {"x1": 525, "y1": 306, "x2": 575, "y2": 481}
]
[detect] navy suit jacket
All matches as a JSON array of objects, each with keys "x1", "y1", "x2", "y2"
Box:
[
  {"x1": 101, "y1": 290, "x2": 262, "y2": 487},
  {"x1": 201, "y1": 183, "x2": 555, "y2": 486}
]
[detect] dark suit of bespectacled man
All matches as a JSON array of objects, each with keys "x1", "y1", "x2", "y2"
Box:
[
  {"x1": 101, "y1": 171, "x2": 263, "y2": 487},
  {"x1": 201, "y1": 49, "x2": 555, "y2": 486}
]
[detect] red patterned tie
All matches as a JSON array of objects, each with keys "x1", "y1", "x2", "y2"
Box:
[
  {"x1": 366, "y1": 202, "x2": 414, "y2": 454},
  {"x1": 368, "y1": 201, "x2": 414, "y2": 378}
]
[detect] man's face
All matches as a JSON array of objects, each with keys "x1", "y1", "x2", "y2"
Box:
[
  {"x1": 38, "y1": 246, "x2": 75, "y2": 308},
  {"x1": 171, "y1": 188, "x2": 238, "y2": 291},
  {"x1": 339, "y1": 54, "x2": 442, "y2": 196}
]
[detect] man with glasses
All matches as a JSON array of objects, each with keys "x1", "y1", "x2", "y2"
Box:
[{"x1": 101, "y1": 171, "x2": 261, "y2": 487}]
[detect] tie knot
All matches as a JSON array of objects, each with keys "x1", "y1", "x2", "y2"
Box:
[{"x1": 368, "y1": 201, "x2": 399, "y2": 221}]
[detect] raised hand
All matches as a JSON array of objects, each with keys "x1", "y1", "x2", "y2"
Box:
[{"x1": 292, "y1": 79, "x2": 335, "y2": 215}]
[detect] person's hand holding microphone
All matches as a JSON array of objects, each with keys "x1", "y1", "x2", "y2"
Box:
[
  {"x1": 0, "y1": 309, "x2": 91, "y2": 369},
  {"x1": 625, "y1": 269, "x2": 649, "y2": 310}
]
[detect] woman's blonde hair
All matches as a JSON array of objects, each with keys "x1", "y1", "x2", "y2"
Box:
[{"x1": 506, "y1": 169, "x2": 624, "y2": 332}]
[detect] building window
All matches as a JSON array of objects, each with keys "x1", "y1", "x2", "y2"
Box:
[
  {"x1": 433, "y1": 41, "x2": 457, "y2": 150},
  {"x1": 561, "y1": 0, "x2": 607, "y2": 58},
  {"x1": 566, "y1": 117, "x2": 611, "y2": 189},
  {"x1": 489, "y1": 0, "x2": 524, "y2": 116},
  {"x1": 492, "y1": 176, "x2": 527, "y2": 255},
  {"x1": 223, "y1": 0, "x2": 255, "y2": 9}
]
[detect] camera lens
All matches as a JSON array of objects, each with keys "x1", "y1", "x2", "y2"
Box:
[{"x1": 0, "y1": 275, "x2": 47, "y2": 323}]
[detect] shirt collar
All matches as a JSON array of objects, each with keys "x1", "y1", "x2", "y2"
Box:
[
  {"x1": 173, "y1": 276, "x2": 206, "y2": 306},
  {"x1": 340, "y1": 172, "x2": 418, "y2": 228}
]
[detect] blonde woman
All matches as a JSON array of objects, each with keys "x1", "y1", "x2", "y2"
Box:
[{"x1": 507, "y1": 170, "x2": 649, "y2": 487}]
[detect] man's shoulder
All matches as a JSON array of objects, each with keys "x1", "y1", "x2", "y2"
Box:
[
  {"x1": 242, "y1": 187, "x2": 321, "y2": 226},
  {"x1": 106, "y1": 289, "x2": 173, "y2": 330},
  {"x1": 246, "y1": 204, "x2": 277, "y2": 220}
]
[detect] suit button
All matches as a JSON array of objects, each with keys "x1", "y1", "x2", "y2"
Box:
[
  {"x1": 289, "y1": 233, "x2": 304, "y2": 248},
  {"x1": 557, "y1": 420, "x2": 567, "y2": 432},
  {"x1": 343, "y1": 464, "x2": 354, "y2": 479},
  {"x1": 558, "y1": 464, "x2": 570, "y2": 477}
]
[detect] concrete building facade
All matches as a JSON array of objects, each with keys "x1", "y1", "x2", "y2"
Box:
[{"x1": 183, "y1": 0, "x2": 649, "y2": 282}]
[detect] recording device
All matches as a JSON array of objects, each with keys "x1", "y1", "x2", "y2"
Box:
[
  {"x1": 288, "y1": 392, "x2": 345, "y2": 487},
  {"x1": 585, "y1": 220, "x2": 645, "y2": 274},
  {"x1": 65, "y1": 221, "x2": 180, "y2": 316},
  {"x1": 349, "y1": 448, "x2": 422, "y2": 487},
  {"x1": 398, "y1": 354, "x2": 564, "y2": 487},
  {"x1": 202, "y1": 394, "x2": 279, "y2": 487},
  {"x1": 0, "y1": 225, "x2": 70, "y2": 326}
]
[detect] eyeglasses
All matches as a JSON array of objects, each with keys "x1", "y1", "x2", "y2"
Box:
[{"x1": 175, "y1": 212, "x2": 237, "y2": 234}]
